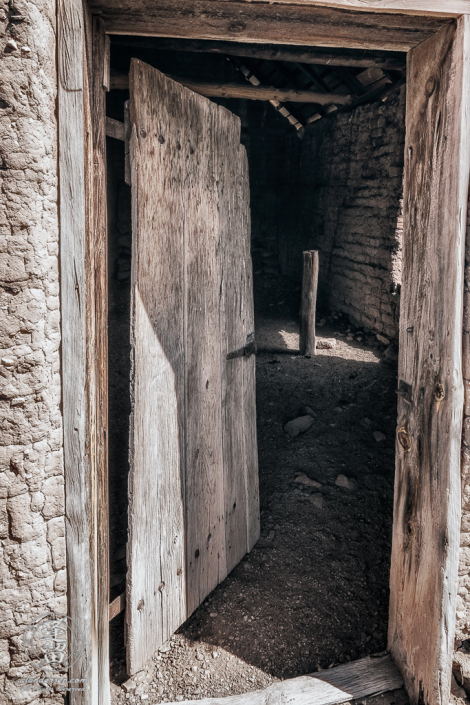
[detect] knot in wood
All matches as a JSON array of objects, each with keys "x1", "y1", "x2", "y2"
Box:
[
  {"x1": 434, "y1": 382, "x2": 445, "y2": 402},
  {"x1": 397, "y1": 426, "x2": 411, "y2": 453}
]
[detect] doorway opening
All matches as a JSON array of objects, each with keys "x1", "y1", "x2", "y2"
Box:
[{"x1": 105, "y1": 37, "x2": 406, "y2": 702}]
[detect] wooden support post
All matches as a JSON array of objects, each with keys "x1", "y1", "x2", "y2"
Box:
[{"x1": 299, "y1": 251, "x2": 319, "y2": 357}]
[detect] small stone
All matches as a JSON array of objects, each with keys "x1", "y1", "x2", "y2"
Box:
[
  {"x1": 346, "y1": 335, "x2": 354, "y2": 341},
  {"x1": 122, "y1": 679, "x2": 137, "y2": 692},
  {"x1": 373, "y1": 431, "x2": 386, "y2": 442},
  {"x1": 21, "y1": 45, "x2": 31, "y2": 53},
  {"x1": 284, "y1": 415, "x2": 314, "y2": 438},
  {"x1": 310, "y1": 494, "x2": 324, "y2": 509},
  {"x1": 1, "y1": 358, "x2": 15, "y2": 366},
  {"x1": 376, "y1": 334, "x2": 390, "y2": 345},
  {"x1": 209, "y1": 612, "x2": 217, "y2": 617},
  {"x1": 294, "y1": 473, "x2": 321, "y2": 488},
  {"x1": 212, "y1": 651, "x2": 219, "y2": 658},
  {"x1": 299, "y1": 405, "x2": 316, "y2": 418},
  {"x1": 5, "y1": 39, "x2": 18, "y2": 52},
  {"x1": 317, "y1": 338, "x2": 337, "y2": 349},
  {"x1": 361, "y1": 417, "x2": 372, "y2": 427},
  {"x1": 335, "y1": 475, "x2": 358, "y2": 490},
  {"x1": 196, "y1": 652, "x2": 205, "y2": 661}
]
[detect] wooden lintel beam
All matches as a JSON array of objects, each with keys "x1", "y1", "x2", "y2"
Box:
[
  {"x1": 109, "y1": 36, "x2": 407, "y2": 71},
  {"x1": 111, "y1": 73, "x2": 351, "y2": 105},
  {"x1": 89, "y1": 0, "x2": 451, "y2": 53}
]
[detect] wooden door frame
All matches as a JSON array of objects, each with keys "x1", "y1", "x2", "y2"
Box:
[{"x1": 57, "y1": 2, "x2": 469, "y2": 704}]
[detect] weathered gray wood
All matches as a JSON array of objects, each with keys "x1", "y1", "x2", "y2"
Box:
[
  {"x1": 109, "y1": 592, "x2": 126, "y2": 621},
  {"x1": 59, "y1": 2, "x2": 110, "y2": 704},
  {"x1": 124, "y1": 100, "x2": 131, "y2": 186},
  {"x1": 110, "y1": 73, "x2": 351, "y2": 104},
  {"x1": 257, "y1": 0, "x2": 466, "y2": 15},
  {"x1": 300, "y1": 251, "x2": 319, "y2": 357},
  {"x1": 87, "y1": 0, "x2": 451, "y2": 52},
  {"x1": 388, "y1": 15, "x2": 470, "y2": 705},
  {"x1": 103, "y1": 33, "x2": 111, "y2": 91},
  {"x1": 127, "y1": 60, "x2": 257, "y2": 672},
  {"x1": 163, "y1": 656, "x2": 403, "y2": 705},
  {"x1": 106, "y1": 116, "x2": 125, "y2": 141},
  {"x1": 91, "y1": 16, "x2": 110, "y2": 705},
  {"x1": 59, "y1": 0, "x2": 93, "y2": 702},
  {"x1": 110, "y1": 37, "x2": 407, "y2": 71},
  {"x1": 128, "y1": 61, "x2": 187, "y2": 675}
]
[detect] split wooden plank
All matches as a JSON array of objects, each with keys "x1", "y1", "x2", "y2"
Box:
[
  {"x1": 106, "y1": 116, "x2": 125, "y2": 141},
  {"x1": 109, "y1": 37, "x2": 407, "y2": 71},
  {"x1": 163, "y1": 656, "x2": 403, "y2": 705},
  {"x1": 87, "y1": 0, "x2": 451, "y2": 52},
  {"x1": 388, "y1": 15, "x2": 470, "y2": 705},
  {"x1": 127, "y1": 60, "x2": 188, "y2": 675},
  {"x1": 300, "y1": 250, "x2": 319, "y2": 357},
  {"x1": 124, "y1": 100, "x2": 131, "y2": 186},
  {"x1": 91, "y1": 16, "x2": 110, "y2": 705},
  {"x1": 110, "y1": 74, "x2": 351, "y2": 104}
]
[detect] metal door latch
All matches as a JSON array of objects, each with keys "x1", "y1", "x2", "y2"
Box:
[
  {"x1": 396, "y1": 380, "x2": 412, "y2": 404},
  {"x1": 227, "y1": 333, "x2": 257, "y2": 360}
]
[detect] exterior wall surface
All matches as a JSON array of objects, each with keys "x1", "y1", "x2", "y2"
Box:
[
  {"x1": 291, "y1": 92, "x2": 405, "y2": 339},
  {"x1": 0, "y1": 1, "x2": 65, "y2": 702}
]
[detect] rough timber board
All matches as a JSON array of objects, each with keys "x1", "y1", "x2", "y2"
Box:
[
  {"x1": 240, "y1": 1, "x2": 468, "y2": 16},
  {"x1": 127, "y1": 60, "x2": 258, "y2": 673},
  {"x1": 88, "y1": 0, "x2": 451, "y2": 52},
  {"x1": 388, "y1": 15, "x2": 470, "y2": 705},
  {"x1": 164, "y1": 656, "x2": 403, "y2": 705}
]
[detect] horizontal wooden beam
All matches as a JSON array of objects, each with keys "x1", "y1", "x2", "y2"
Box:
[
  {"x1": 89, "y1": 0, "x2": 452, "y2": 52},
  {"x1": 110, "y1": 36, "x2": 407, "y2": 70},
  {"x1": 105, "y1": 116, "x2": 125, "y2": 140},
  {"x1": 109, "y1": 592, "x2": 126, "y2": 620},
  {"x1": 110, "y1": 73, "x2": 352, "y2": 104}
]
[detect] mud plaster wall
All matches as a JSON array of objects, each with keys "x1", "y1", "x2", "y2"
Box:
[
  {"x1": 0, "y1": 1, "x2": 65, "y2": 703},
  {"x1": 285, "y1": 92, "x2": 405, "y2": 340}
]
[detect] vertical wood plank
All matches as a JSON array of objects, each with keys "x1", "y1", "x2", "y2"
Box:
[
  {"x1": 127, "y1": 62, "x2": 258, "y2": 672},
  {"x1": 58, "y1": 0, "x2": 94, "y2": 702},
  {"x1": 91, "y1": 15, "x2": 110, "y2": 705},
  {"x1": 299, "y1": 251, "x2": 319, "y2": 357},
  {"x1": 128, "y1": 61, "x2": 187, "y2": 674},
  {"x1": 388, "y1": 16, "x2": 470, "y2": 705}
]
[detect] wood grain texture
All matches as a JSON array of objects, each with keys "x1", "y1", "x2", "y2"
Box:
[
  {"x1": 238, "y1": 0, "x2": 468, "y2": 17},
  {"x1": 127, "y1": 60, "x2": 258, "y2": 673},
  {"x1": 87, "y1": 0, "x2": 451, "y2": 52},
  {"x1": 388, "y1": 16, "x2": 470, "y2": 705},
  {"x1": 163, "y1": 656, "x2": 403, "y2": 705},
  {"x1": 300, "y1": 250, "x2": 319, "y2": 357},
  {"x1": 59, "y1": 0, "x2": 93, "y2": 702},
  {"x1": 110, "y1": 74, "x2": 351, "y2": 105},
  {"x1": 106, "y1": 116, "x2": 125, "y2": 141},
  {"x1": 91, "y1": 15, "x2": 110, "y2": 705},
  {"x1": 110, "y1": 37, "x2": 407, "y2": 71}
]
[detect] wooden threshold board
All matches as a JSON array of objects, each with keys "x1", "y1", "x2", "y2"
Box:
[{"x1": 165, "y1": 656, "x2": 403, "y2": 705}]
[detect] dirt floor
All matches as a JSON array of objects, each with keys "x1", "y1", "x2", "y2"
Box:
[{"x1": 109, "y1": 273, "x2": 410, "y2": 704}]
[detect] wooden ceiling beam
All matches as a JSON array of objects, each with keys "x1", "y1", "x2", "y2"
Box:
[
  {"x1": 89, "y1": 0, "x2": 452, "y2": 53},
  {"x1": 110, "y1": 72, "x2": 352, "y2": 104},
  {"x1": 109, "y1": 36, "x2": 407, "y2": 71}
]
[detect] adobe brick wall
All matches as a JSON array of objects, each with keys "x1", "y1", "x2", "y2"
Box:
[
  {"x1": 289, "y1": 91, "x2": 406, "y2": 340},
  {"x1": 0, "y1": 0, "x2": 65, "y2": 702}
]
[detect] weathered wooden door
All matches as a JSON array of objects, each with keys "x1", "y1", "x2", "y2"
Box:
[
  {"x1": 126, "y1": 59, "x2": 259, "y2": 674},
  {"x1": 388, "y1": 16, "x2": 470, "y2": 705}
]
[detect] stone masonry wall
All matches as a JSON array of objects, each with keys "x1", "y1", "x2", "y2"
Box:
[
  {"x1": 0, "y1": 1, "x2": 65, "y2": 703},
  {"x1": 291, "y1": 91, "x2": 406, "y2": 340}
]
